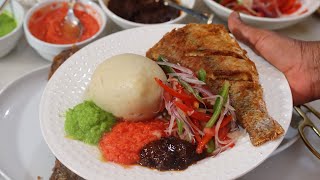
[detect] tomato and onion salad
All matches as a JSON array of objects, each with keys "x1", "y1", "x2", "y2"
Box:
[
  {"x1": 156, "y1": 56, "x2": 244, "y2": 155},
  {"x1": 216, "y1": 0, "x2": 306, "y2": 18}
]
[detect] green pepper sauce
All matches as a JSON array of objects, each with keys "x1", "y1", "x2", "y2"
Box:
[
  {"x1": 65, "y1": 101, "x2": 116, "y2": 145},
  {"x1": 0, "y1": 11, "x2": 17, "y2": 37}
]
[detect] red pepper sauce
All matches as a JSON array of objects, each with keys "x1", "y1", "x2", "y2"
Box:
[
  {"x1": 29, "y1": 2, "x2": 99, "y2": 44},
  {"x1": 99, "y1": 119, "x2": 168, "y2": 165}
]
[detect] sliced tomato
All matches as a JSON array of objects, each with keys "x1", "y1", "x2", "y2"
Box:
[
  {"x1": 196, "y1": 115, "x2": 233, "y2": 154},
  {"x1": 278, "y1": 0, "x2": 288, "y2": 9},
  {"x1": 280, "y1": 0, "x2": 296, "y2": 12},
  {"x1": 218, "y1": 124, "x2": 231, "y2": 140},
  {"x1": 191, "y1": 118, "x2": 201, "y2": 129},
  {"x1": 155, "y1": 78, "x2": 196, "y2": 102},
  {"x1": 203, "y1": 115, "x2": 233, "y2": 135},
  {"x1": 188, "y1": 119, "x2": 201, "y2": 143},
  {"x1": 174, "y1": 101, "x2": 212, "y2": 121},
  {"x1": 283, "y1": 2, "x2": 301, "y2": 14}
]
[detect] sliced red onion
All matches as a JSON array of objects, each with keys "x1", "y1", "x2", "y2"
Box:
[
  {"x1": 167, "y1": 77, "x2": 179, "y2": 83},
  {"x1": 226, "y1": 104, "x2": 235, "y2": 111},
  {"x1": 166, "y1": 113, "x2": 175, "y2": 135},
  {"x1": 175, "y1": 108, "x2": 199, "y2": 141},
  {"x1": 273, "y1": 0, "x2": 282, "y2": 17},
  {"x1": 241, "y1": 0, "x2": 259, "y2": 16},
  {"x1": 186, "y1": 118, "x2": 205, "y2": 136},
  {"x1": 157, "y1": 61, "x2": 193, "y2": 75},
  {"x1": 168, "y1": 72, "x2": 206, "y2": 85},
  {"x1": 218, "y1": 138, "x2": 233, "y2": 146},
  {"x1": 243, "y1": 0, "x2": 253, "y2": 8},
  {"x1": 167, "y1": 72, "x2": 194, "y2": 78},
  {"x1": 204, "y1": 95, "x2": 223, "y2": 106},
  {"x1": 227, "y1": 128, "x2": 246, "y2": 140},
  {"x1": 214, "y1": 107, "x2": 229, "y2": 146},
  {"x1": 224, "y1": 96, "x2": 235, "y2": 111},
  {"x1": 193, "y1": 86, "x2": 216, "y2": 97},
  {"x1": 230, "y1": 112, "x2": 238, "y2": 131},
  {"x1": 211, "y1": 139, "x2": 236, "y2": 156},
  {"x1": 165, "y1": 128, "x2": 179, "y2": 135},
  {"x1": 254, "y1": 0, "x2": 274, "y2": 17},
  {"x1": 164, "y1": 100, "x2": 173, "y2": 115},
  {"x1": 181, "y1": 77, "x2": 206, "y2": 85}
]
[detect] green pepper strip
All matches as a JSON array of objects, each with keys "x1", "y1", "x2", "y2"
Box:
[
  {"x1": 157, "y1": 56, "x2": 204, "y2": 103},
  {"x1": 198, "y1": 69, "x2": 206, "y2": 82},
  {"x1": 205, "y1": 81, "x2": 230, "y2": 128},
  {"x1": 177, "y1": 119, "x2": 184, "y2": 135},
  {"x1": 206, "y1": 139, "x2": 215, "y2": 153},
  {"x1": 157, "y1": 56, "x2": 175, "y2": 73}
]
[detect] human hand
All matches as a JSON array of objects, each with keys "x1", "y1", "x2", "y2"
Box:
[{"x1": 228, "y1": 12, "x2": 320, "y2": 105}]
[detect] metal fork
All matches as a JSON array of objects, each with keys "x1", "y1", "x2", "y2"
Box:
[{"x1": 294, "y1": 104, "x2": 320, "y2": 159}]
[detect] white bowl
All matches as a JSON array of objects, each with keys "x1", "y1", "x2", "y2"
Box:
[
  {"x1": 98, "y1": 0, "x2": 195, "y2": 29},
  {"x1": 24, "y1": 0, "x2": 107, "y2": 61},
  {"x1": 203, "y1": 0, "x2": 320, "y2": 30},
  {"x1": 0, "y1": 0, "x2": 24, "y2": 58}
]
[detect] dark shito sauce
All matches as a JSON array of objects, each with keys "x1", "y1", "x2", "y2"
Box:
[
  {"x1": 107, "y1": 0, "x2": 181, "y2": 24},
  {"x1": 139, "y1": 136, "x2": 206, "y2": 171}
]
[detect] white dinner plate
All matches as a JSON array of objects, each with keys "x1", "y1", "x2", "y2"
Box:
[
  {"x1": 40, "y1": 25, "x2": 293, "y2": 180},
  {"x1": 0, "y1": 66, "x2": 55, "y2": 180},
  {"x1": 0, "y1": 65, "x2": 296, "y2": 180}
]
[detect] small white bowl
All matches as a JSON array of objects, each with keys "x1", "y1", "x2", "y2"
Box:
[
  {"x1": 98, "y1": 0, "x2": 195, "y2": 29},
  {"x1": 0, "y1": 0, "x2": 24, "y2": 58},
  {"x1": 24, "y1": 0, "x2": 107, "y2": 61},
  {"x1": 203, "y1": 0, "x2": 320, "y2": 30}
]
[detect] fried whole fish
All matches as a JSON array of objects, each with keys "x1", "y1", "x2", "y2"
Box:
[
  {"x1": 146, "y1": 24, "x2": 284, "y2": 146},
  {"x1": 48, "y1": 46, "x2": 79, "y2": 80}
]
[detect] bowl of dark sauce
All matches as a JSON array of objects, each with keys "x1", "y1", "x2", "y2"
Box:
[{"x1": 98, "y1": 0, "x2": 195, "y2": 29}]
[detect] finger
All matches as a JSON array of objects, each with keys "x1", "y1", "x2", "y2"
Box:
[
  {"x1": 228, "y1": 12, "x2": 274, "y2": 54},
  {"x1": 228, "y1": 12, "x2": 312, "y2": 105},
  {"x1": 227, "y1": 11, "x2": 297, "y2": 73}
]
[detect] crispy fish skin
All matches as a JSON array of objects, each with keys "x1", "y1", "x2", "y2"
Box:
[
  {"x1": 147, "y1": 24, "x2": 247, "y2": 60},
  {"x1": 229, "y1": 82, "x2": 284, "y2": 146},
  {"x1": 48, "y1": 46, "x2": 79, "y2": 80},
  {"x1": 147, "y1": 24, "x2": 259, "y2": 83},
  {"x1": 146, "y1": 24, "x2": 284, "y2": 146},
  {"x1": 50, "y1": 159, "x2": 84, "y2": 180}
]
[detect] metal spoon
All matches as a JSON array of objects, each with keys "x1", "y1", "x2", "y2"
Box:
[
  {"x1": 0, "y1": 0, "x2": 15, "y2": 20},
  {"x1": 162, "y1": 0, "x2": 214, "y2": 24},
  {"x1": 0, "y1": 0, "x2": 10, "y2": 14},
  {"x1": 0, "y1": 168, "x2": 11, "y2": 180},
  {"x1": 61, "y1": 0, "x2": 83, "y2": 41}
]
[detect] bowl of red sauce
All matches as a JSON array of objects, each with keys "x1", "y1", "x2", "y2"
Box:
[
  {"x1": 24, "y1": 0, "x2": 107, "y2": 61},
  {"x1": 203, "y1": 0, "x2": 320, "y2": 29},
  {"x1": 98, "y1": 0, "x2": 195, "y2": 29}
]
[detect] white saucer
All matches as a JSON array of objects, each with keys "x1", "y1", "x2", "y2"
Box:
[{"x1": 0, "y1": 66, "x2": 55, "y2": 180}]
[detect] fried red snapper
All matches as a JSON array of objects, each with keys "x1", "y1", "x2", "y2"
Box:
[{"x1": 146, "y1": 24, "x2": 284, "y2": 146}]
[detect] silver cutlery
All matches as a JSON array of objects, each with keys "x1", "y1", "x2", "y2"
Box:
[{"x1": 162, "y1": 0, "x2": 214, "y2": 24}]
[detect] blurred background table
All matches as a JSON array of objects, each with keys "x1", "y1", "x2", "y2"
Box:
[{"x1": 0, "y1": 1, "x2": 319, "y2": 179}]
